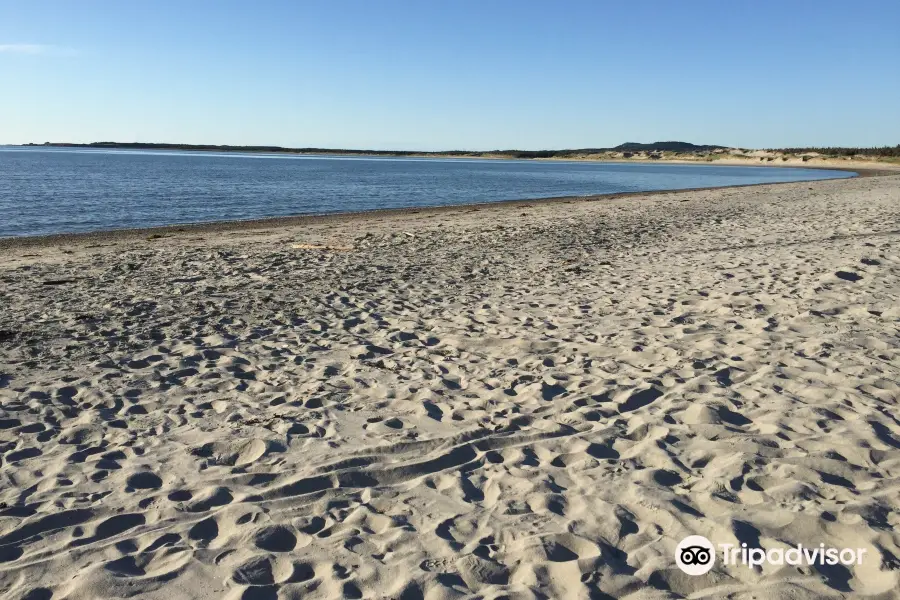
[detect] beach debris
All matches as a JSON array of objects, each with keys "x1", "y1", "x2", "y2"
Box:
[
  {"x1": 291, "y1": 243, "x2": 353, "y2": 251},
  {"x1": 835, "y1": 270, "x2": 863, "y2": 282}
]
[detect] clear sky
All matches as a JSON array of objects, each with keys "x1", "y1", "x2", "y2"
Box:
[{"x1": 1, "y1": 1, "x2": 898, "y2": 150}]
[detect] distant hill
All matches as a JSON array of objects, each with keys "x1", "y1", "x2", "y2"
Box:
[{"x1": 614, "y1": 141, "x2": 727, "y2": 152}]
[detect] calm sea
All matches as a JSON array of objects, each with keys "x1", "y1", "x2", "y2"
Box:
[{"x1": 0, "y1": 147, "x2": 855, "y2": 238}]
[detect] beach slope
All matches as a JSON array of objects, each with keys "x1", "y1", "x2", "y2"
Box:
[{"x1": 1, "y1": 175, "x2": 899, "y2": 599}]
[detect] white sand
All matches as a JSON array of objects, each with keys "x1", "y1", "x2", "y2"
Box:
[{"x1": 1, "y1": 175, "x2": 899, "y2": 599}]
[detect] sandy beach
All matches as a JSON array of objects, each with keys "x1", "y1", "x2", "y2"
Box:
[{"x1": 1, "y1": 174, "x2": 899, "y2": 599}]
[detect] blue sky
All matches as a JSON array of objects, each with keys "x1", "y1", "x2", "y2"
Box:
[{"x1": 1, "y1": 1, "x2": 898, "y2": 150}]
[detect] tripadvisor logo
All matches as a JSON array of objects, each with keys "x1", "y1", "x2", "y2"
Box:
[
  {"x1": 675, "y1": 535, "x2": 868, "y2": 576},
  {"x1": 676, "y1": 535, "x2": 716, "y2": 575}
]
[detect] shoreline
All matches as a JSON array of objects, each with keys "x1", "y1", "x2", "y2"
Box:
[
  {"x1": 7, "y1": 142, "x2": 900, "y2": 167},
  {"x1": 7, "y1": 143, "x2": 900, "y2": 170},
  {"x1": 8, "y1": 143, "x2": 900, "y2": 163},
  {"x1": 3, "y1": 169, "x2": 896, "y2": 250}
]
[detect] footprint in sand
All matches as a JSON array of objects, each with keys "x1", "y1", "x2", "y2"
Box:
[
  {"x1": 189, "y1": 517, "x2": 218, "y2": 543},
  {"x1": 126, "y1": 471, "x2": 163, "y2": 491},
  {"x1": 192, "y1": 439, "x2": 267, "y2": 467},
  {"x1": 364, "y1": 417, "x2": 406, "y2": 434},
  {"x1": 254, "y1": 525, "x2": 299, "y2": 552}
]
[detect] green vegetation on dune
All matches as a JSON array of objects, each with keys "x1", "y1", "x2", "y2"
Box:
[
  {"x1": 613, "y1": 141, "x2": 726, "y2": 152},
  {"x1": 768, "y1": 145, "x2": 900, "y2": 157}
]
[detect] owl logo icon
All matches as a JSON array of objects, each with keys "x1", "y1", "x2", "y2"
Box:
[{"x1": 676, "y1": 535, "x2": 716, "y2": 575}]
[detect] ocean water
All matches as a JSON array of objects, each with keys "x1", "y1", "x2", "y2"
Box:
[{"x1": 0, "y1": 147, "x2": 855, "y2": 238}]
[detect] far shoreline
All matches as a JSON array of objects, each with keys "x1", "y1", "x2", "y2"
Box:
[
  {"x1": 5, "y1": 172, "x2": 898, "y2": 250},
  {"x1": 4, "y1": 142, "x2": 896, "y2": 168},
  {"x1": 8, "y1": 143, "x2": 899, "y2": 177}
]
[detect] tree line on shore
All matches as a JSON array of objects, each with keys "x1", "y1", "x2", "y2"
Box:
[{"x1": 769, "y1": 145, "x2": 900, "y2": 157}]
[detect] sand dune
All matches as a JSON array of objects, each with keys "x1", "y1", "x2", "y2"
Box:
[{"x1": 1, "y1": 175, "x2": 899, "y2": 599}]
